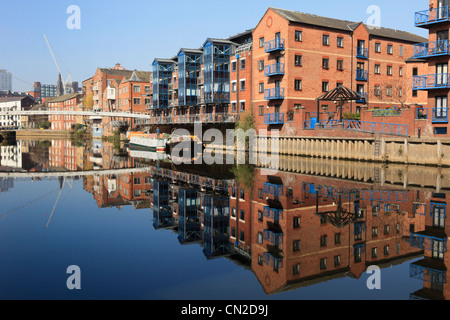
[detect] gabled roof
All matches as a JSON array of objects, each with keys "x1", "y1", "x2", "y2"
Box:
[
  {"x1": 203, "y1": 38, "x2": 239, "y2": 48},
  {"x1": 270, "y1": 7, "x2": 427, "y2": 43},
  {"x1": 121, "y1": 70, "x2": 152, "y2": 83},
  {"x1": 178, "y1": 48, "x2": 203, "y2": 56},
  {"x1": 47, "y1": 93, "x2": 80, "y2": 103}
]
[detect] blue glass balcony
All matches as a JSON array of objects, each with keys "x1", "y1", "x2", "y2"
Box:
[
  {"x1": 264, "y1": 63, "x2": 285, "y2": 76},
  {"x1": 355, "y1": 92, "x2": 367, "y2": 103},
  {"x1": 264, "y1": 87, "x2": 285, "y2": 100},
  {"x1": 355, "y1": 69, "x2": 368, "y2": 81},
  {"x1": 263, "y1": 182, "x2": 284, "y2": 197},
  {"x1": 414, "y1": 40, "x2": 450, "y2": 59},
  {"x1": 263, "y1": 252, "x2": 283, "y2": 271},
  {"x1": 264, "y1": 112, "x2": 284, "y2": 125},
  {"x1": 413, "y1": 73, "x2": 450, "y2": 90},
  {"x1": 415, "y1": 6, "x2": 450, "y2": 27},
  {"x1": 264, "y1": 38, "x2": 285, "y2": 53},
  {"x1": 263, "y1": 207, "x2": 284, "y2": 221},
  {"x1": 356, "y1": 47, "x2": 369, "y2": 59},
  {"x1": 432, "y1": 108, "x2": 449, "y2": 123}
]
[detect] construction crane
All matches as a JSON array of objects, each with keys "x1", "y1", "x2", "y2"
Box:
[
  {"x1": 11, "y1": 75, "x2": 34, "y2": 91},
  {"x1": 43, "y1": 33, "x2": 72, "y2": 94},
  {"x1": 46, "y1": 177, "x2": 74, "y2": 229}
]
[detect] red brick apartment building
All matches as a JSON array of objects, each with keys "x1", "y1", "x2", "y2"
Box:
[
  {"x1": 82, "y1": 64, "x2": 151, "y2": 135},
  {"x1": 141, "y1": 7, "x2": 441, "y2": 138},
  {"x1": 413, "y1": 0, "x2": 450, "y2": 137},
  {"x1": 252, "y1": 8, "x2": 428, "y2": 135},
  {"x1": 48, "y1": 93, "x2": 82, "y2": 131}
]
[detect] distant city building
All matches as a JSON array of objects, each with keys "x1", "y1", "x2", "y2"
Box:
[
  {"x1": 0, "y1": 70, "x2": 12, "y2": 92},
  {"x1": 0, "y1": 141, "x2": 22, "y2": 169},
  {"x1": 0, "y1": 178, "x2": 14, "y2": 193},
  {"x1": 0, "y1": 96, "x2": 34, "y2": 128}
]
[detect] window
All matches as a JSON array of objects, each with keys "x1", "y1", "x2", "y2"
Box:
[
  {"x1": 384, "y1": 246, "x2": 390, "y2": 256},
  {"x1": 399, "y1": 45, "x2": 404, "y2": 57},
  {"x1": 322, "y1": 58, "x2": 329, "y2": 69},
  {"x1": 372, "y1": 227, "x2": 378, "y2": 237},
  {"x1": 232, "y1": 82, "x2": 237, "y2": 92},
  {"x1": 323, "y1": 34, "x2": 330, "y2": 46},
  {"x1": 335, "y1": 233, "x2": 341, "y2": 244},
  {"x1": 240, "y1": 101, "x2": 245, "y2": 112},
  {"x1": 337, "y1": 59, "x2": 344, "y2": 71},
  {"x1": 334, "y1": 255, "x2": 341, "y2": 267},
  {"x1": 387, "y1": 44, "x2": 393, "y2": 54},
  {"x1": 240, "y1": 210, "x2": 245, "y2": 221},
  {"x1": 258, "y1": 255, "x2": 263, "y2": 266},
  {"x1": 241, "y1": 59, "x2": 245, "y2": 70},
  {"x1": 134, "y1": 177, "x2": 141, "y2": 184},
  {"x1": 384, "y1": 225, "x2": 390, "y2": 235},
  {"x1": 257, "y1": 232, "x2": 263, "y2": 244},
  {"x1": 231, "y1": 227, "x2": 236, "y2": 238},
  {"x1": 287, "y1": 112, "x2": 294, "y2": 122},
  {"x1": 231, "y1": 208, "x2": 236, "y2": 217},
  {"x1": 386, "y1": 87, "x2": 392, "y2": 97},
  {"x1": 232, "y1": 102, "x2": 237, "y2": 112},
  {"x1": 387, "y1": 65, "x2": 393, "y2": 75},
  {"x1": 240, "y1": 231, "x2": 245, "y2": 242},
  {"x1": 134, "y1": 85, "x2": 141, "y2": 93},
  {"x1": 258, "y1": 60, "x2": 264, "y2": 71},
  {"x1": 259, "y1": 105, "x2": 264, "y2": 116},
  {"x1": 259, "y1": 37, "x2": 264, "y2": 48},
  {"x1": 322, "y1": 81, "x2": 329, "y2": 92},
  {"x1": 374, "y1": 85, "x2": 381, "y2": 96},
  {"x1": 337, "y1": 37, "x2": 344, "y2": 48},
  {"x1": 293, "y1": 240, "x2": 300, "y2": 252},
  {"x1": 372, "y1": 247, "x2": 378, "y2": 258},
  {"x1": 232, "y1": 61, "x2": 237, "y2": 71},
  {"x1": 375, "y1": 42, "x2": 381, "y2": 53},
  {"x1": 320, "y1": 258, "x2": 327, "y2": 270},
  {"x1": 295, "y1": 79, "x2": 302, "y2": 91},
  {"x1": 413, "y1": 67, "x2": 418, "y2": 76},
  {"x1": 295, "y1": 30, "x2": 302, "y2": 42},
  {"x1": 295, "y1": 55, "x2": 302, "y2": 66},
  {"x1": 258, "y1": 210, "x2": 264, "y2": 221},
  {"x1": 133, "y1": 98, "x2": 140, "y2": 105},
  {"x1": 240, "y1": 189, "x2": 245, "y2": 200},
  {"x1": 374, "y1": 64, "x2": 381, "y2": 74},
  {"x1": 320, "y1": 235, "x2": 327, "y2": 247},
  {"x1": 293, "y1": 217, "x2": 301, "y2": 229},
  {"x1": 293, "y1": 264, "x2": 300, "y2": 275},
  {"x1": 240, "y1": 80, "x2": 246, "y2": 91},
  {"x1": 399, "y1": 67, "x2": 403, "y2": 76}
]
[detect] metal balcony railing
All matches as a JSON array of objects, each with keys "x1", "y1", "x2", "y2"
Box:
[
  {"x1": 264, "y1": 112, "x2": 284, "y2": 125},
  {"x1": 415, "y1": 6, "x2": 450, "y2": 27},
  {"x1": 264, "y1": 87, "x2": 285, "y2": 100},
  {"x1": 264, "y1": 38, "x2": 285, "y2": 53},
  {"x1": 413, "y1": 73, "x2": 450, "y2": 90},
  {"x1": 356, "y1": 47, "x2": 369, "y2": 59},
  {"x1": 356, "y1": 69, "x2": 368, "y2": 81},
  {"x1": 414, "y1": 40, "x2": 450, "y2": 58},
  {"x1": 264, "y1": 63, "x2": 285, "y2": 76}
]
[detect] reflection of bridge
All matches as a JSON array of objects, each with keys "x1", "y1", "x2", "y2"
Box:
[
  {"x1": 0, "y1": 110, "x2": 240, "y2": 125},
  {"x1": 0, "y1": 167, "x2": 151, "y2": 179}
]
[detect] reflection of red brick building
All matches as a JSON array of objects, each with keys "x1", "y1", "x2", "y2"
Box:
[
  {"x1": 250, "y1": 169, "x2": 424, "y2": 295},
  {"x1": 48, "y1": 93, "x2": 82, "y2": 131},
  {"x1": 48, "y1": 140, "x2": 81, "y2": 171},
  {"x1": 252, "y1": 8, "x2": 428, "y2": 135}
]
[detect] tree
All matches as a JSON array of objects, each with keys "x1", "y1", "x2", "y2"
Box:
[
  {"x1": 374, "y1": 78, "x2": 413, "y2": 108},
  {"x1": 83, "y1": 93, "x2": 93, "y2": 110}
]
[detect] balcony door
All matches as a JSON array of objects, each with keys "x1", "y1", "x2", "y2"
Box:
[
  {"x1": 438, "y1": 0, "x2": 449, "y2": 20},
  {"x1": 437, "y1": 31, "x2": 449, "y2": 53},
  {"x1": 436, "y1": 63, "x2": 448, "y2": 86},
  {"x1": 436, "y1": 96, "x2": 448, "y2": 119}
]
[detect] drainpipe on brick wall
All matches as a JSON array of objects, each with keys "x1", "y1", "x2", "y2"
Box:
[{"x1": 351, "y1": 34, "x2": 354, "y2": 115}]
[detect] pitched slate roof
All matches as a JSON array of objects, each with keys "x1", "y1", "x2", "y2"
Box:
[
  {"x1": 270, "y1": 7, "x2": 427, "y2": 43},
  {"x1": 47, "y1": 93, "x2": 80, "y2": 103}
]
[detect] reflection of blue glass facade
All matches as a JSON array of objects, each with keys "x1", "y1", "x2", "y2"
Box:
[
  {"x1": 178, "y1": 188, "x2": 201, "y2": 243},
  {"x1": 152, "y1": 180, "x2": 173, "y2": 229},
  {"x1": 203, "y1": 195, "x2": 230, "y2": 257},
  {"x1": 178, "y1": 50, "x2": 202, "y2": 107},
  {"x1": 203, "y1": 41, "x2": 231, "y2": 104},
  {"x1": 152, "y1": 60, "x2": 174, "y2": 109}
]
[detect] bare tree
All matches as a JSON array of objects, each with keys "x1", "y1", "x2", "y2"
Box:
[{"x1": 374, "y1": 78, "x2": 413, "y2": 109}]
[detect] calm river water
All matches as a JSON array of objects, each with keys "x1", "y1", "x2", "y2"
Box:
[{"x1": 0, "y1": 138, "x2": 445, "y2": 300}]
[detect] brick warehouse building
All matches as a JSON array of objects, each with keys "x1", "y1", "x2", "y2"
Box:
[{"x1": 142, "y1": 7, "x2": 431, "y2": 138}]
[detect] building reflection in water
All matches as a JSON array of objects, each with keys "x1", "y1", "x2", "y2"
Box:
[{"x1": 11, "y1": 138, "x2": 450, "y2": 299}]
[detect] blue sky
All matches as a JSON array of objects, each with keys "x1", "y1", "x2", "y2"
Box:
[{"x1": 0, "y1": 0, "x2": 428, "y2": 92}]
